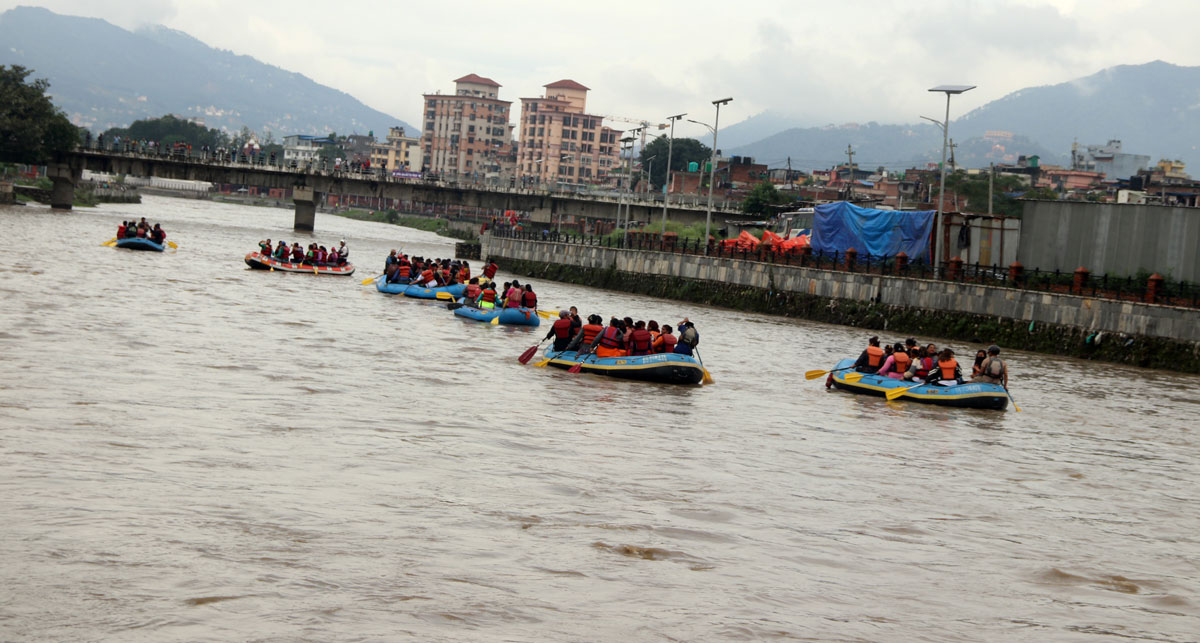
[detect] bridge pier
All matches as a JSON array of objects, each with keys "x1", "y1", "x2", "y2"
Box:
[
  {"x1": 293, "y1": 186, "x2": 317, "y2": 232},
  {"x1": 46, "y1": 164, "x2": 80, "y2": 210}
]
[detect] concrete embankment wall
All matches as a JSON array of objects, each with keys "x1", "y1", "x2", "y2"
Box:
[{"x1": 482, "y1": 235, "x2": 1200, "y2": 372}]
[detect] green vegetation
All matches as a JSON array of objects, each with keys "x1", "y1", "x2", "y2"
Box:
[
  {"x1": 332, "y1": 209, "x2": 476, "y2": 240},
  {"x1": 639, "y1": 137, "x2": 712, "y2": 191},
  {"x1": 603, "y1": 219, "x2": 721, "y2": 245},
  {"x1": 741, "y1": 181, "x2": 791, "y2": 215},
  {"x1": 938, "y1": 171, "x2": 1048, "y2": 217},
  {"x1": 102, "y1": 114, "x2": 229, "y2": 149},
  {"x1": 0, "y1": 65, "x2": 79, "y2": 163}
]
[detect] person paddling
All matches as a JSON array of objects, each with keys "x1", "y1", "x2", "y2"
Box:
[
  {"x1": 674, "y1": 318, "x2": 699, "y2": 356},
  {"x1": 544, "y1": 311, "x2": 574, "y2": 351},
  {"x1": 972, "y1": 345, "x2": 1009, "y2": 387}
]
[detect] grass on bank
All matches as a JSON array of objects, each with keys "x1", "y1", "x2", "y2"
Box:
[
  {"x1": 333, "y1": 208, "x2": 476, "y2": 241},
  {"x1": 600, "y1": 219, "x2": 725, "y2": 245}
]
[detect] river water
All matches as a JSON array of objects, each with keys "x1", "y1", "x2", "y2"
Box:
[{"x1": 1, "y1": 195, "x2": 1197, "y2": 642}]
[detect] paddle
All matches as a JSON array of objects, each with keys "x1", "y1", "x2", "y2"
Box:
[
  {"x1": 567, "y1": 352, "x2": 592, "y2": 374},
  {"x1": 694, "y1": 348, "x2": 715, "y2": 385},
  {"x1": 101, "y1": 237, "x2": 117, "y2": 246},
  {"x1": 518, "y1": 338, "x2": 548, "y2": 364},
  {"x1": 491, "y1": 313, "x2": 500, "y2": 325},
  {"x1": 167, "y1": 241, "x2": 178, "y2": 249},
  {"x1": 435, "y1": 291, "x2": 455, "y2": 300},
  {"x1": 885, "y1": 382, "x2": 925, "y2": 401},
  {"x1": 535, "y1": 309, "x2": 559, "y2": 320},
  {"x1": 361, "y1": 275, "x2": 381, "y2": 285},
  {"x1": 1004, "y1": 387, "x2": 1023, "y2": 412},
  {"x1": 805, "y1": 365, "x2": 859, "y2": 380},
  {"x1": 446, "y1": 302, "x2": 465, "y2": 310}
]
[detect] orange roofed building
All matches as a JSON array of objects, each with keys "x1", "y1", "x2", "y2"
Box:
[
  {"x1": 517, "y1": 80, "x2": 622, "y2": 189},
  {"x1": 421, "y1": 74, "x2": 515, "y2": 180}
]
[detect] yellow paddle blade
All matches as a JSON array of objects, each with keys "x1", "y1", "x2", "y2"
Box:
[
  {"x1": 491, "y1": 315, "x2": 500, "y2": 325},
  {"x1": 533, "y1": 358, "x2": 552, "y2": 367},
  {"x1": 701, "y1": 368, "x2": 714, "y2": 385},
  {"x1": 313, "y1": 266, "x2": 319, "y2": 275},
  {"x1": 361, "y1": 276, "x2": 376, "y2": 285},
  {"x1": 101, "y1": 237, "x2": 116, "y2": 246},
  {"x1": 1013, "y1": 403, "x2": 1023, "y2": 412},
  {"x1": 167, "y1": 241, "x2": 178, "y2": 249},
  {"x1": 885, "y1": 386, "x2": 916, "y2": 401},
  {"x1": 804, "y1": 369, "x2": 829, "y2": 380},
  {"x1": 535, "y1": 309, "x2": 559, "y2": 320},
  {"x1": 436, "y1": 291, "x2": 454, "y2": 300},
  {"x1": 270, "y1": 266, "x2": 274, "y2": 272},
  {"x1": 842, "y1": 372, "x2": 863, "y2": 383}
]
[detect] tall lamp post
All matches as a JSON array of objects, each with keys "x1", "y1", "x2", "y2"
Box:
[
  {"x1": 704, "y1": 98, "x2": 731, "y2": 255},
  {"x1": 928, "y1": 84, "x2": 974, "y2": 271},
  {"x1": 618, "y1": 136, "x2": 635, "y2": 245},
  {"x1": 660, "y1": 113, "x2": 686, "y2": 234}
]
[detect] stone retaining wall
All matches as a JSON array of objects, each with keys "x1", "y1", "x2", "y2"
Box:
[{"x1": 482, "y1": 235, "x2": 1200, "y2": 372}]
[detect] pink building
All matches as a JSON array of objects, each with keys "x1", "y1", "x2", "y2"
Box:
[
  {"x1": 421, "y1": 74, "x2": 515, "y2": 180},
  {"x1": 517, "y1": 80, "x2": 621, "y2": 188}
]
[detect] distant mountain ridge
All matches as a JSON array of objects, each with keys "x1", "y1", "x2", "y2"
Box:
[
  {"x1": 0, "y1": 6, "x2": 414, "y2": 138},
  {"x1": 727, "y1": 61, "x2": 1200, "y2": 174}
]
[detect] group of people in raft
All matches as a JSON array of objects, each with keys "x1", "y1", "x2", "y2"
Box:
[
  {"x1": 257, "y1": 239, "x2": 350, "y2": 266},
  {"x1": 384, "y1": 251, "x2": 499, "y2": 289},
  {"x1": 848, "y1": 336, "x2": 1009, "y2": 387},
  {"x1": 116, "y1": 218, "x2": 167, "y2": 244},
  {"x1": 542, "y1": 311, "x2": 701, "y2": 358}
]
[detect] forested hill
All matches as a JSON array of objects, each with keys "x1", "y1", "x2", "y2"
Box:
[{"x1": 0, "y1": 6, "x2": 414, "y2": 138}]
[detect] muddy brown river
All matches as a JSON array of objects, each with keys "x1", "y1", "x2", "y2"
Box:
[{"x1": 1, "y1": 195, "x2": 1197, "y2": 641}]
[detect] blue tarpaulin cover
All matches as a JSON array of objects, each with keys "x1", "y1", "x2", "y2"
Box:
[{"x1": 810, "y1": 202, "x2": 934, "y2": 258}]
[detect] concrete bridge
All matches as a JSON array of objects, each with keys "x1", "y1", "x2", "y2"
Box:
[{"x1": 46, "y1": 149, "x2": 748, "y2": 232}]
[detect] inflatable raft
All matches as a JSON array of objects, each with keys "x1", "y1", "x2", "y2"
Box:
[
  {"x1": 453, "y1": 304, "x2": 501, "y2": 323},
  {"x1": 828, "y1": 358, "x2": 1009, "y2": 410},
  {"x1": 403, "y1": 283, "x2": 466, "y2": 300},
  {"x1": 498, "y1": 307, "x2": 541, "y2": 327},
  {"x1": 375, "y1": 276, "x2": 411, "y2": 294},
  {"x1": 243, "y1": 252, "x2": 356, "y2": 276},
  {"x1": 541, "y1": 349, "x2": 704, "y2": 385},
  {"x1": 116, "y1": 237, "x2": 164, "y2": 252}
]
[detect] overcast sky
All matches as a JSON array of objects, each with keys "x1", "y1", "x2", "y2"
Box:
[{"x1": 6, "y1": 0, "x2": 1200, "y2": 139}]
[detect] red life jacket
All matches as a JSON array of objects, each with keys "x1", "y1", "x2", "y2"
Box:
[
  {"x1": 419, "y1": 269, "x2": 434, "y2": 283},
  {"x1": 915, "y1": 357, "x2": 933, "y2": 378},
  {"x1": 657, "y1": 333, "x2": 677, "y2": 353},
  {"x1": 117, "y1": 225, "x2": 125, "y2": 237},
  {"x1": 939, "y1": 359, "x2": 959, "y2": 381},
  {"x1": 522, "y1": 290, "x2": 537, "y2": 308},
  {"x1": 465, "y1": 284, "x2": 481, "y2": 299},
  {"x1": 597, "y1": 326, "x2": 623, "y2": 348},
  {"x1": 316, "y1": 249, "x2": 326, "y2": 263},
  {"x1": 893, "y1": 352, "x2": 912, "y2": 374},
  {"x1": 137, "y1": 227, "x2": 148, "y2": 238},
  {"x1": 291, "y1": 248, "x2": 303, "y2": 261},
  {"x1": 866, "y1": 345, "x2": 884, "y2": 367},
  {"x1": 398, "y1": 264, "x2": 411, "y2": 277},
  {"x1": 483, "y1": 263, "x2": 498, "y2": 278},
  {"x1": 581, "y1": 324, "x2": 603, "y2": 344},
  {"x1": 480, "y1": 288, "x2": 496, "y2": 303},
  {"x1": 628, "y1": 329, "x2": 653, "y2": 355},
  {"x1": 551, "y1": 318, "x2": 572, "y2": 339}
]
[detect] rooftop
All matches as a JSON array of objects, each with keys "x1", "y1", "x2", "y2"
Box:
[
  {"x1": 454, "y1": 73, "x2": 501, "y2": 87},
  {"x1": 544, "y1": 79, "x2": 590, "y2": 91}
]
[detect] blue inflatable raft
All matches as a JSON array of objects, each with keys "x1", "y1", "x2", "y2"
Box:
[
  {"x1": 403, "y1": 283, "x2": 466, "y2": 300},
  {"x1": 498, "y1": 307, "x2": 541, "y2": 327},
  {"x1": 116, "y1": 237, "x2": 164, "y2": 252},
  {"x1": 375, "y1": 276, "x2": 411, "y2": 294},
  {"x1": 540, "y1": 349, "x2": 704, "y2": 385},
  {"x1": 828, "y1": 358, "x2": 1009, "y2": 410},
  {"x1": 453, "y1": 304, "x2": 501, "y2": 323}
]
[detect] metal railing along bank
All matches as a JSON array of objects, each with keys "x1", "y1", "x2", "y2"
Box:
[{"x1": 490, "y1": 227, "x2": 1200, "y2": 309}]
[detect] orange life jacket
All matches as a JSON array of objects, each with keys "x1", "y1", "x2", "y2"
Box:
[
  {"x1": 866, "y1": 345, "x2": 885, "y2": 367},
  {"x1": 398, "y1": 264, "x2": 411, "y2": 277},
  {"x1": 938, "y1": 358, "x2": 959, "y2": 380},
  {"x1": 419, "y1": 269, "x2": 434, "y2": 283},
  {"x1": 480, "y1": 288, "x2": 496, "y2": 303},
  {"x1": 581, "y1": 324, "x2": 603, "y2": 344},
  {"x1": 893, "y1": 352, "x2": 912, "y2": 374}
]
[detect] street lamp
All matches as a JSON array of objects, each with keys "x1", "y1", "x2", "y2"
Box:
[
  {"x1": 690, "y1": 96, "x2": 731, "y2": 255},
  {"x1": 643, "y1": 155, "x2": 656, "y2": 195},
  {"x1": 928, "y1": 84, "x2": 974, "y2": 270},
  {"x1": 621, "y1": 136, "x2": 636, "y2": 246},
  {"x1": 660, "y1": 112, "x2": 686, "y2": 234}
]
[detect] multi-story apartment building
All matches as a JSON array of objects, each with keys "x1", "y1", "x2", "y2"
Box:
[
  {"x1": 420, "y1": 74, "x2": 515, "y2": 180},
  {"x1": 517, "y1": 80, "x2": 622, "y2": 189},
  {"x1": 370, "y1": 127, "x2": 420, "y2": 173},
  {"x1": 282, "y1": 135, "x2": 331, "y2": 166}
]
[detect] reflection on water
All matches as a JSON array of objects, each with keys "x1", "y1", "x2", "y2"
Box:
[{"x1": 0, "y1": 195, "x2": 1197, "y2": 641}]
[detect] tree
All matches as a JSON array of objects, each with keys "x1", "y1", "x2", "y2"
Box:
[
  {"x1": 939, "y1": 171, "x2": 1030, "y2": 218},
  {"x1": 0, "y1": 65, "x2": 79, "y2": 163},
  {"x1": 741, "y1": 181, "x2": 791, "y2": 216},
  {"x1": 102, "y1": 114, "x2": 229, "y2": 149},
  {"x1": 639, "y1": 137, "x2": 711, "y2": 191}
]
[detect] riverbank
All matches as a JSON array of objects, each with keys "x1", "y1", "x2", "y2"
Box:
[{"x1": 484, "y1": 235, "x2": 1200, "y2": 373}]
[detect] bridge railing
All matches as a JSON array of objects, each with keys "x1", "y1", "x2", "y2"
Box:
[
  {"x1": 489, "y1": 227, "x2": 1200, "y2": 309},
  {"x1": 73, "y1": 144, "x2": 740, "y2": 211}
]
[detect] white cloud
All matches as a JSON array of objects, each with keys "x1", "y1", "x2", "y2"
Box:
[{"x1": 6, "y1": 0, "x2": 1200, "y2": 136}]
